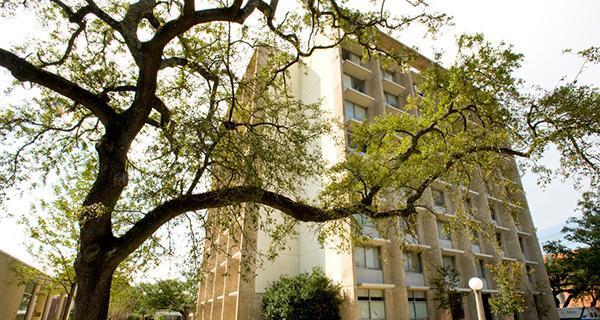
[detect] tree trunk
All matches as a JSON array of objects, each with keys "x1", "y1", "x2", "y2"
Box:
[
  {"x1": 73, "y1": 259, "x2": 116, "y2": 320},
  {"x1": 60, "y1": 282, "x2": 77, "y2": 320},
  {"x1": 563, "y1": 294, "x2": 573, "y2": 308},
  {"x1": 72, "y1": 135, "x2": 130, "y2": 320}
]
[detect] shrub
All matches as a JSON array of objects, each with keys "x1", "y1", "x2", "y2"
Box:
[{"x1": 262, "y1": 268, "x2": 343, "y2": 320}]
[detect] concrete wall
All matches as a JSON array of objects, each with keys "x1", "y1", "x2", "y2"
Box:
[
  {"x1": 0, "y1": 250, "x2": 67, "y2": 320},
  {"x1": 0, "y1": 251, "x2": 28, "y2": 320}
]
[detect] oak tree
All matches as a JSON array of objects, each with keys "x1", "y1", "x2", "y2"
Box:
[{"x1": 0, "y1": 1, "x2": 598, "y2": 320}]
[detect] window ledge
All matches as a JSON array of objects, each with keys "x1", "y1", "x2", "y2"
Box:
[
  {"x1": 441, "y1": 248, "x2": 465, "y2": 255},
  {"x1": 474, "y1": 252, "x2": 494, "y2": 260},
  {"x1": 356, "y1": 283, "x2": 395, "y2": 290},
  {"x1": 406, "y1": 285, "x2": 429, "y2": 291}
]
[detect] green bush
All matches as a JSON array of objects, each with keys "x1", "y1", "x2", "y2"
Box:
[{"x1": 262, "y1": 268, "x2": 343, "y2": 320}]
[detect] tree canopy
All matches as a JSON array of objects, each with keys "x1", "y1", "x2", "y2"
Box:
[
  {"x1": 131, "y1": 279, "x2": 197, "y2": 319},
  {"x1": 544, "y1": 189, "x2": 600, "y2": 308},
  {"x1": 0, "y1": 1, "x2": 598, "y2": 319}
]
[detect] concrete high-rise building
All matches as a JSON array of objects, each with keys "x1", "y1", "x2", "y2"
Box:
[{"x1": 195, "y1": 34, "x2": 559, "y2": 320}]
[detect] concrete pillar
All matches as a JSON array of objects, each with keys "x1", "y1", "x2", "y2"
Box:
[
  {"x1": 24, "y1": 283, "x2": 41, "y2": 320},
  {"x1": 53, "y1": 292, "x2": 67, "y2": 320},
  {"x1": 33, "y1": 292, "x2": 48, "y2": 320},
  {"x1": 40, "y1": 294, "x2": 54, "y2": 320}
]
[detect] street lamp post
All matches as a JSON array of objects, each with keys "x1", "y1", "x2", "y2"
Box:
[{"x1": 469, "y1": 277, "x2": 485, "y2": 320}]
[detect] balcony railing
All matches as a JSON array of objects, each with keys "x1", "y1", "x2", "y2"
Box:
[
  {"x1": 356, "y1": 268, "x2": 384, "y2": 284},
  {"x1": 439, "y1": 239, "x2": 453, "y2": 249},
  {"x1": 405, "y1": 272, "x2": 425, "y2": 287}
]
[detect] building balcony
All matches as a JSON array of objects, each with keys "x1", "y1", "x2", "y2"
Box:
[
  {"x1": 345, "y1": 118, "x2": 364, "y2": 130},
  {"x1": 384, "y1": 104, "x2": 411, "y2": 116},
  {"x1": 405, "y1": 272, "x2": 426, "y2": 287},
  {"x1": 492, "y1": 220, "x2": 510, "y2": 232},
  {"x1": 361, "y1": 224, "x2": 380, "y2": 239},
  {"x1": 344, "y1": 87, "x2": 375, "y2": 107},
  {"x1": 356, "y1": 267, "x2": 384, "y2": 284},
  {"x1": 381, "y1": 77, "x2": 406, "y2": 96},
  {"x1": 516, "y1": 227, "x2": 533, "y2": 237},
  {"x1": 439, "y1": 239, "x2": 453, "y2": 249},
  {"x1": 342, "y1": 59, "x2": 372, "y2": 81},
  {"x1": 402, "y1": 235, "x2": 431, "y2": 250}
]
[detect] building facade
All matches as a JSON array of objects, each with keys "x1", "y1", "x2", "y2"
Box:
[
  {"x1": 0, "y1": 250, "x2": 70, "y2": 320},
  {"x1": 196, "y1": 35, "x2": 559, "y2": 320}
]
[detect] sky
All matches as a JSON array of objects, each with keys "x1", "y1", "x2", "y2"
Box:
[
  {"x1": 0, "y1": 0, "x2": 598, "y2": 275},
  {"x1": 385, "y1": 0, "x2": 600, "y2": 245}
]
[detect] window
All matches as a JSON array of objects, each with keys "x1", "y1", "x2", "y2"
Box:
[
  {"x1": 344, "y1": 100, "x2": 368, "y2": 122},
  {"x1": 526, "y1": 265, "x2": 535, "y2": 285},
  {"x1": 437, "y1": 221, "x2": 451, "y2": 241},
  {"x1": 16, "y1": 281, "x2": 35, "y2": 320},
  {"x1": 400, "y1": 218, "x2": 419, "y2": 244},
  {"x1": 343, "y1": 73, "x2": 367, "y2": 94},
  {"x1": 519, "y1": 237, "x2": 528, "y2": 258},
  {"x1": 407, "y1": 291, "x2": 428, "y2": 320},
  {"x1": 358, "y1": 289, "x2": 386, "y2": 320},
  {"x1": 381, "y1": 69, "x2": 395, "y2": 82},
  {"x1": 355, "y1": 246, "x2": 382, "y2": 270},
  {"x1": 432, "y1": 189, "x2": 446, "y2": 209},
  {"x1": 442, "y1": 255, "x2": 458, "y2": 283},
  {"x1": 342, "y1": 49, "x2": 363, "y2": 65},
  {"x1": 347, "y1": 132, "x2": 367, "y2": 153},
  {"x1": 442, "y1": 255, "x2": 456, "y2": 270},
  {"x1": 489, "y1": 206, "x2": 497, "y2": 223},
  {"x1": 496, "y1": 232, "x2": 503, "y2": 250},
  {"x1": 471, "y1": 232, "x2": 483, "y2": 256},
  {"x1": 355, "y1": 214, "x2": 379, "y2": 238},
  {"x1": 384, "y1": 91, "x2": 400, "y2": 108},
  {"x1": 484, "y1": 180, "x2": 493, "y2": 195},
  {"x1": 403, "y1": 252, "x2": 423, "y2": 273},
  {"x1": 471, "y1": 231, "x2": 480, "y2": 246},
  {"x1": 475, "y1": 260, "x2": 486, "y2": 279},
  {"x1": 466, "y1": 198, "x2": 476, "y2": 213}
]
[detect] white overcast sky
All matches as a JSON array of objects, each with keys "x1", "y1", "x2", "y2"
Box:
[{"x1": 0, "y1": 0, "x2": 599, "y2": 272}]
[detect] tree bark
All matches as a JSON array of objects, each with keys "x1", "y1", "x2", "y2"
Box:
[
  {"x1": 72, "y1": 260, "x2": 115, "y2": 320},
  {"x1": 72, "y1": 134, "x2": 130, "y2": 320},
  {"x1": 563, "y1": 294, "x2": 573, "y2": 308}
]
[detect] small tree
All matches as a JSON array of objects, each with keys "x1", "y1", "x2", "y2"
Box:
[
  {"x1": 262, "y1": 268, "x2": 343, "y2": 320},
  {"x1": 430, "y1": 266, "x2": 467, "y2": 319},
  {"x1": 488, "y1": 261, "x2": 526, "y2": 316}
]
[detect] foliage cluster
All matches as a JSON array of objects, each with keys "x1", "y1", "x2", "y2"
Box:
[
  {"x1": 488, "y1": 261, "x2": 526, "y2": 315},
  {"x1": 132, "y1": 279, "x2": 197, "y2": 318},
  {"x1": 544, "y1": 189, "x2": 600, "y2": 308},
  {"x1": 262, "y1": 268, "x2": 343, "y2": 320},
  {"x1": 430, "y1": 266, "x2": 468, "y2": 319}
]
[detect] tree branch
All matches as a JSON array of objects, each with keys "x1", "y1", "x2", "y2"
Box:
[
  {"x1": 112, "y1": 186, "x2": 358, "y2": 262},
  {"x1": 113, "y1": 143, "x2": 530, "y2": 262},
  {"x1": 0, "y1": 48, "x2": 118, "y2": 125},
  {"x1": 148, "y1": 2, "x2": 261, "y2": 51}
]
